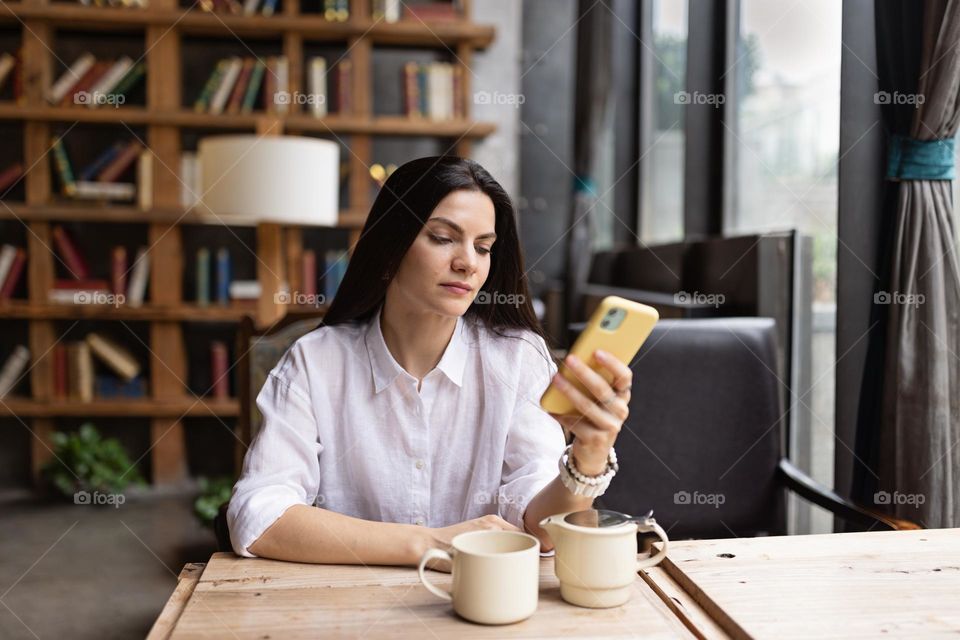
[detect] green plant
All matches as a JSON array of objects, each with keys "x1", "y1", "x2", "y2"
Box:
[
  {"x1": 194, "y1": 475, "x2": 234, "y2": 528},
  {"x1": 42, "y1": 423, "x2": 145, "y2": 498}
]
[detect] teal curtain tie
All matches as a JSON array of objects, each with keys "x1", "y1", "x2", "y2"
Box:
[
  {"x1": 886, "y1": 134, "x2": 956, "y2": 180},
  {"x1": 573, "y1": 175, "x2": 597, "y2": 195}
]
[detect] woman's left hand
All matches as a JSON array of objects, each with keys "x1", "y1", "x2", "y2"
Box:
[{"x1": 547, "y1": 350, "x2": 632, "y2": 476}]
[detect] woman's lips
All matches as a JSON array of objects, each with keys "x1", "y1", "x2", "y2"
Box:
[{"x1": 440, "y1": 283, "x2": 472, "y2": 295}]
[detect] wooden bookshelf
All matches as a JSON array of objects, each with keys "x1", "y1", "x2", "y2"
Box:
[{"x1": 0, "y1": 0, "x2": 495, "y2": 487}]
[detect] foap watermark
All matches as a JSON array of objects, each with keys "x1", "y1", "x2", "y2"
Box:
[
  {"x1": 874, "y1": 290, "x2": 925, "y2": 308},
  {"x1": 74, "y1": 90, "x2": 126, "y2": 108},
  {"x1": 473, "y1": 90, "x2": 525, "y2": 107},
  {"x1": 674, "y1": 290, "x2": 725, "y2": 308},
  {"x1": 874, "y1": 91, "x2": 925, "y2": 108},
  {"x1": 473, "y1": 491, "x2": 523, "y2": 507},
  {"x1": 74, "y1": 291, "x2": 125, "y2": 307},
  {"x1": 273, "y1": 90, "x2": 326, "y2": 107},
  {"x1": 473, "y1": 290, "x2": 525, "y2": 308},
  {"x1": 674, "y1": 90, "x2": 725, "y2": 108},
  {"x1": 674, "y1": 490, "x2": 726, "y2": 509},
  {"x1": 874, "y1": 490, "x2": 925, "y2": 508},
  {"x1": 74, "y1": 490, "x2": 126, "y2": 508},
  {"x1": 275, "y1": 291, "x2": 327, "y2": 307}
]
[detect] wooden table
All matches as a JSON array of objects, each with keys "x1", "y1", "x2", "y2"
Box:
[{"x1": 150, "y1": 528, "x2": 960, "y2": 639}]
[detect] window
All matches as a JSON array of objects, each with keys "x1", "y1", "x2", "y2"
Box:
[
  {"x1": 725, "y1": 0, "x2": 842, "y2": 533},
  {"x1": 639, "y1": 0, "x2": 687, "y2": 244}
]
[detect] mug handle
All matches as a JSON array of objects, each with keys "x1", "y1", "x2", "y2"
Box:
[
  {"x1": 418, "y1": 548, "x2": 453, "y2": 601},
  {"x1": 636, "y1": 519, "x2": 669, "y2": 570}
]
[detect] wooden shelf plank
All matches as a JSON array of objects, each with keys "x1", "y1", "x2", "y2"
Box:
[
  {"x1": 0, "y1": 5, "x2": 495, "y2": 47},
  {"x1": 0, "y1": 203, "x2": 369, "y2": 228},
  {"x1": 0, "y1": 103, "x2": 497, "y2": 138},
  {"x1": 0, "y1": 398, "x2": 241, "y2": 417},
  {"x1": 0, "y1": 300, "x2": 256, "y2": 321}
]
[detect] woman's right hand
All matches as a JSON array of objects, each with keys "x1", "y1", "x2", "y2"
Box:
[{"x1": 419, "y1": 515, "x2": 521, "y2": 573}]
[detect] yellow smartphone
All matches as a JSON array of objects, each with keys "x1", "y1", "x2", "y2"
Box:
[{"x1": 540, "y1": 296, "x2": 659, "y2": 415}]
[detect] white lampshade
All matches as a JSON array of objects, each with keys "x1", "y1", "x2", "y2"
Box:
[{"x1": 197, "y1": 135, "x2": 339, "y2": 226}]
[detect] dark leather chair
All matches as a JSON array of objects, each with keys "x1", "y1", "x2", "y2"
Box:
[
  {"x1": 214, "y1": 311, "x2": 327, "y2": 553},
  {"x1": 587, "y1": 318, "x2": 917, "y2": 538}
]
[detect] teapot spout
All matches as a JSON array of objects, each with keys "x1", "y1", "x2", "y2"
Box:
[{"x1": 539, "y1": 514, "x2": 563, "y2": 547}]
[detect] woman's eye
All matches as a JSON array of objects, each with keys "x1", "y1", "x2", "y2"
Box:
[
  {"x1": 429, "y1": 234, "x2": 452, "y2": 244},
  {"x1": 476, "y1": 246, "x2": 491, "y2": 255}
]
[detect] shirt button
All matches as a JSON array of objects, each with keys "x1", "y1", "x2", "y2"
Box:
[
  {"x1": 415, "y1": 459, "x2": 425, "y2": 470},
  {"x1": 415, "y1": 518, "x2": 425, "y2": 526}
]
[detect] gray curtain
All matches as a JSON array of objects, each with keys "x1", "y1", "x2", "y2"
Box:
[
  {"x1": 563, "y1": 0, "x2": 613, "y2": 343},
  {"x1": 879, "y1": 0, "x2": 960, "y2": 528}
]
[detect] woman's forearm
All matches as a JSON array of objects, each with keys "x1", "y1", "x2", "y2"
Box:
[
  {"x1": 522, "y1": 476, "x2": 594, "y2": 551},
  {"x1": 248, "y1": 504, "x2": 429, "y2": 565}
]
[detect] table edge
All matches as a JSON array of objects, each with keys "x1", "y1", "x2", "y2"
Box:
[{"x1": 146, "y1": 562, "x2": 207, "y2": 640}]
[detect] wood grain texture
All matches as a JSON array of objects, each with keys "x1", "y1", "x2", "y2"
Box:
[
  {"x1": 147, "y1": 563, "x2": 206, "y2": 640},
  {"x1": 166, "y1": 553, "x2": 693, "y2": 639},
  {"x1": 647, "y1": 528, "x2": 960, "y2": 639}
]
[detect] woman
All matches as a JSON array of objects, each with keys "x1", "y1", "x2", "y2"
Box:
[{"x1": 227, "y1": 156, "x2": 633, "y2": 567}]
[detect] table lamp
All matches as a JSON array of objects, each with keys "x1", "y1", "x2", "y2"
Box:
[{"x1": 197, "y1": 135, "x2": 339, "y2": 226}]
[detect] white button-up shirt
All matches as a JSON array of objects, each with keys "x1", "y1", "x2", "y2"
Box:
[{"x1": 227, "y1": 305, "x2": 566, "y2": 557}]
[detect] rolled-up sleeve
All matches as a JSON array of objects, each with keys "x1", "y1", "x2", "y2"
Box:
[
  {"x1": 497, "y1": 334, "x2": 567, "y2": 529},
  {"x1": 227, "y1": 365, "x2": 323, "y2": 558}
]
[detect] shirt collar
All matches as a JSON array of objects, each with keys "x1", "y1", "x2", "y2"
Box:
[{"x1": 364, "y1": 305, "x2": 468, "y2": 394}]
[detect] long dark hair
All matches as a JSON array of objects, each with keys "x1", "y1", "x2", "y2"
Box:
[{"x1": 322, "y1": 156, "x2": 552, "y2": 354}]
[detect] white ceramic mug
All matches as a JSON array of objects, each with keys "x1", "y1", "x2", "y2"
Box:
[{"x1": 418, "y1": 530, "x2": 540, "y2": 625}]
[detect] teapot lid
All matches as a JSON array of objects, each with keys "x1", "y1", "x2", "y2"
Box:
[{"x1": 562, "y1": 508, "x2": 653, "y2": 528}]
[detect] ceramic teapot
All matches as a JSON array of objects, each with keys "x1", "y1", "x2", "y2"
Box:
[{"x1": 539, "y1": 509, "x2": 669, "y2": 608}]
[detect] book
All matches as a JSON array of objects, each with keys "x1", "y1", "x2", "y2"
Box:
[
  {"x1": 0, "y1": 244, "x2": 16, "y2": 288},
  {"x1": 228, "y1": 279, "x2": 261, "y2": 300},
  {"x1": 337, "y1": 59, "x2": 351, "y2": 113},
  {"x1": 302, "y1": 249, "x2": 316, "y2": 297},
  {"x1": 127, "y1": 247, "x2": 150, "y2": 307},
  {"x1": 260, "y1": 0, "x2": 277, "y2": 16},
  {"x1": 0, "y1": 247, "x2": 26, "y2": 300},
  {"x1": 215, "y1": 247, "x2": 231, "y2": 305},
  {"x1": 308, "y1": 57, "x2": 328, "y2": 118},
  {"x1": 86, "y1": 332, "x2": 141, "y2": 382},
  {"x1": 94, "y1": 374, "x2": 146, "y2": 399},
  {"x1": 48, "y1": 279, "x2": 110, "y2": 304},
  {"x1": 48, "y1": 53, "x2": 95, "y2": 104},
  {"x1": 210, "y1": 57, "x2": 243, "y2": 115},
  {"x1": 87, "y1": 56, "x2": 133, "y2": 106},
  {"x1": 54, "y1": 344, "x2": 67, "y2": 398},
  {"x1": 78, "y1": 140, "x2": 125, "y2": 181},
  {"x1": 240, "y1": 60, "x2": 265, "y2": 113},
  {"x1": 50, "y1": 136, "x2": 77, "y2": 196},
  {"x1": 226, "y1": 58, "x2": 255, "y2": 114},
  {"x1": 96, "y1": 140, "x2": 141, "y2": 182},
  {"x1": 110, "y1": 61, "x2": 146, "y2": 99},
  {"x1": 273, "y1": 56, "x2": 290, "y2": 114},
  {"x1": 72, "y1": 181, "x2": 136, "y2": 201},
  {"x1": 137, "y1": 149, "x2": 153, "y2": 211},
  {"x1": 403, "y1": 62, "x2": 421, "y2": 117},
  {"x1": 194, "y1": 59, "x2": 228, "y2": 113},
  {"x1": 242, "y1": 0, "x2": 261, "y2": 15},
  {"x1": 0, "y1": 345, "x2": 29, "y2": 399},
  {"x1": 111, "y1": 246, "x2": 127, "y2": 297},
  {"x1": 0, "y1": 162, "x2": 23, "y2": 193},
  {"x1": 210, "y1": 341, "x2": 229, "y2": 399},
  {"x1": 68, "y1": 341, "x2": 94, "y2": 402},
  {"x1": 196, "y1": 247, "x2": 210, "y2": 306},
  {"x1": 0, "y1": 52, "x2": 16, "y2": 94},
  {"x1": 180, "y1": 152, "x2": 200, "y2": 209},
  {"x1": 52, "y1": 225, "x2": 90, "y2": 280},
  {"x1": 63, "y1": 60, "x2": 110, "y2": 106}
]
